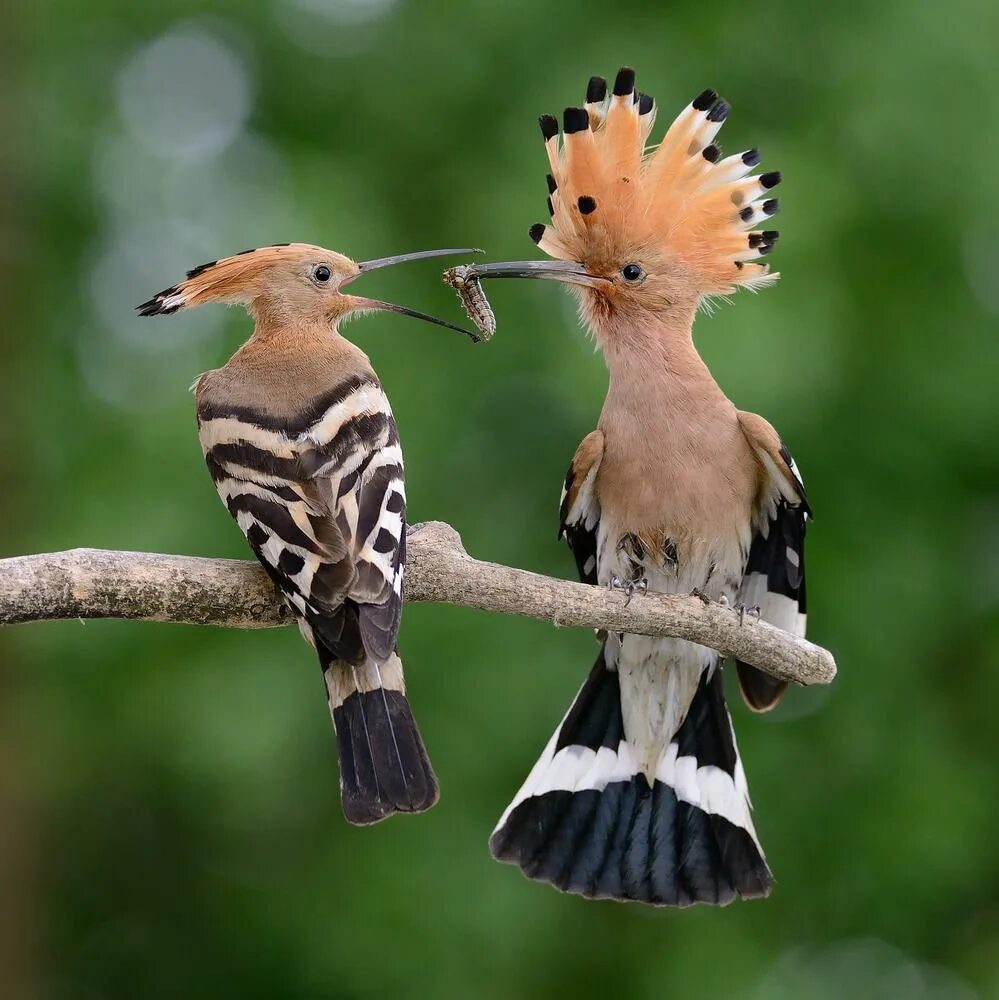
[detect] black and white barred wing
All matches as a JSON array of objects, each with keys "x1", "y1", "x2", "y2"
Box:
[
  {"x1": 736, "y1": 436, "x2": 810, "y2": 711},
  {"x1": 197, "y1": 374, "x2": 406, "y2": 665},
  {"x1": 298, "y1": 376, "x2": 406, "y2": 663},
  {"x1": 559, "y1": 430, "x2": 604, "y2": 586}
]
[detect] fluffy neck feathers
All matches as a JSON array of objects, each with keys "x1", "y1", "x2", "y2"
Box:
[
  {"x1": 596, "y1": 301, "x2": 734, "y2": 456},
  {"x1": 590, "y1": 297, "x2": 709, "y2": 389}
]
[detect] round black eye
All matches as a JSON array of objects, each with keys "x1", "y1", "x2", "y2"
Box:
[
  {"x1": 622, "y1": 263, "x2": 644, "y2": 281},
  {"x1": 314, "y1": 265, "x2": 332, "y2": 283}
]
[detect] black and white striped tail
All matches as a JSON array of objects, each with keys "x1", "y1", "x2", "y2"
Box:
[
  {"x1": 323, "y1": 651, "x2": 439, "y2": 825},
  {"x1": 490, "y1": 651, "x2": 771, "y2": 905}
]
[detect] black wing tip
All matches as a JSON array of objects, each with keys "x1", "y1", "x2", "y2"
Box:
[
  {"x1": 736, "y1": 661, "x2": 789, "y2": 713},
  {"x1": 528, "y1": 223, "x2": 546, "y2": 244},
  {"x1": 637, "y1": 92, "x2": 654, "y2": 115}
]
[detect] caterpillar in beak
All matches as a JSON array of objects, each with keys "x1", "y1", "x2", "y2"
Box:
[{"x1": 442, "y1": 265, "x2": 497, "y2": 341}]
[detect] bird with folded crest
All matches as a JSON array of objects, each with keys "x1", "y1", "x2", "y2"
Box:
[{"x1": 139, "y1": 242, "x2": 479, "y2": 824}]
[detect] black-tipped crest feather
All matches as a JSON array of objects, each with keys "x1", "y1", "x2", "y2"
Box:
[
  {"x1": 613, "y1": 67, "x2": 636, "y2": 96},
  {"x1": 586, "y1": 75, "x2": 607, "y2": 104},
  {"x1": 525, "y1": 68, "x2": 784, "y2": 294}
]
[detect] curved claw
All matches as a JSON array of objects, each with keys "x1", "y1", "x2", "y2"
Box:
[{"x1": 610, "y1": 575, "x2": 649, "y2": 606}]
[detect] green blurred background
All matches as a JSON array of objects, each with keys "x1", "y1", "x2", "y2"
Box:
[{"x1": 2, "y1": 1, "x2": 998, "y2": 997}]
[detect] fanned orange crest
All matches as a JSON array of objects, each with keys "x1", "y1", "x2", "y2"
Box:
[{"x1": 531, "y1": 68, "x2": 782, "y2": 295}]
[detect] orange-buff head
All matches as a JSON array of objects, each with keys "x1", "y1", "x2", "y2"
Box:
[{"x1": 137, "y1": 243, "x2": 482, "y2": 340}]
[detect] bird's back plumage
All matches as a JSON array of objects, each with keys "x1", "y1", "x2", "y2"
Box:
[
  {"x1": 140, "y1": 240, "x2": 486, "y2": 825},
  {"x1": 196, "y1": 336, "x2": 437, "y2": 824}
]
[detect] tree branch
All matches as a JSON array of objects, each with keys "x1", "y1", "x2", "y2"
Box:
[{"x1": 0, "y1": 521, "x2": 835, "y2": 688}]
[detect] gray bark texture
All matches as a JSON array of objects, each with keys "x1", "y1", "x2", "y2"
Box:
[{"x1": 0, "y1": 520, "x2": 836, "y2": 688}]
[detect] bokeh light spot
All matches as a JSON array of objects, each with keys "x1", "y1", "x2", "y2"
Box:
[{"x1": 116, "y1": 24, "x2": 251, "y2": 164}]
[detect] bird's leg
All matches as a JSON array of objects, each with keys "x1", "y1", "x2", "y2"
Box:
[
  {"x1": 691, "y1": 588, "x2": 759, "y2": 623},
  {"x1": 609, "y1": 574, "x2": 636, "y2": 605}
]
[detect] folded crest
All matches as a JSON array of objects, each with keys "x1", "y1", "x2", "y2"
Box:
[
  {"x1": 532, "y1": 67, "x2": 781, "y2": 295},
  {"x1": 136, "y1": 243, "x2": 314, "y2": 315}
]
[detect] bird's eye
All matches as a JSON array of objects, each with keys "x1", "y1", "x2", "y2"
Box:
[
  {"x1": 622, "y1": 263, "x2": 644, "y2": 281},
  {"x1": 314, "y1": 265, "x2": 332, "y2": 283}
]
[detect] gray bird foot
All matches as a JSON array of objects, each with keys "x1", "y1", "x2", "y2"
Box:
[
  {"x1": 690, "y1": 587, "x2": 713, "y2": 606},
  {"x1": 736, "y1": 603, "x2": 761, "y2": 625},
  {"x1": 610, "y1": 575, "x2": 649, "y2": 606}
]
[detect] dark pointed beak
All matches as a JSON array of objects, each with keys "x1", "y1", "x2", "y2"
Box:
[
  {"x1": 357, "y1": 247, "x2": 484, "y2": 273},
  {"x1": 453, "y1": 259, "x2": 609, "y2": 289},
  {"x1": 347, "y1": 247, "x2": 485, "y2": 342},
  {"x1": 343, "y1": 295, "x2": 482, "y2": 342}
]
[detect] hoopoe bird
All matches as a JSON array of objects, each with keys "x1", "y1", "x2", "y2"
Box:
[
  {"x1": 138, "y1": 243, "x2": 478, "y2": 825},
  {"x1": 475, "y1": 69, "x2": 810, "y2": 904}
]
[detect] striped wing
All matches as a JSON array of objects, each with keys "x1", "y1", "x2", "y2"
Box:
[
  {"x1": 198, "y1": 373, "x2": 406, "y2": 665},
  {"x1": 736, "y1": 440, "x2": 810, "y2": 711},
  {"x1": 558, "y1": 430, "x2": 604, "y2": 585}
]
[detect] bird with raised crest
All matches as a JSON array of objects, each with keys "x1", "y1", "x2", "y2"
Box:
[
  {"x1": 138, "y1": 242, "x2": 480, "y2": 825},
  {"x1": 469, "y1": 68, "x2": 810, "y2": 905}
]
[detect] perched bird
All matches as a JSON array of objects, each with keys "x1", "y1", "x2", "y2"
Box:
[
  {"x1": 474, "y1": 69, "x2": 810, "y2": 904},
  {"x1": 138, "y1": 243, "x2": 478, "y2": 824}
]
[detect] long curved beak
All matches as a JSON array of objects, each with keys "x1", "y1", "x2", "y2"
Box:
[
  {"x1": 343, "y1": 296, "x2": 481, "y2": 342},
  {"x1": 357, "y1": 247, "x2": 483, "y2": 273},
  {"x1": 348, "y1": 247, "x2": 485, "y2": 342},
  {"x1": 453, "y1": 259, "x2": 609, "y2": 289}
]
